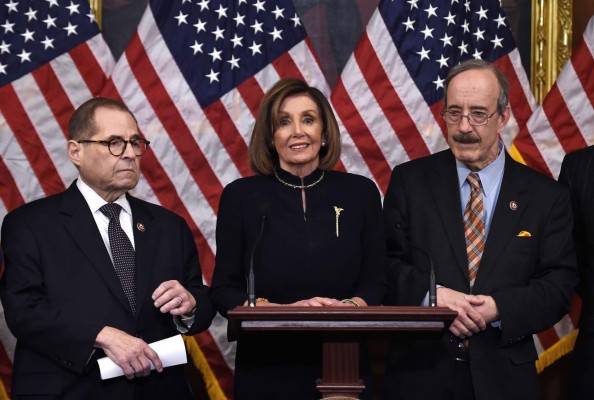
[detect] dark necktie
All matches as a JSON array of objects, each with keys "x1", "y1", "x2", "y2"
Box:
[
  {"x1": 100, "y1": 203, "x2": 137, "y2": 315},
  {"x1": 463, "y1": 173, "x2": 486, "y2": 291}
]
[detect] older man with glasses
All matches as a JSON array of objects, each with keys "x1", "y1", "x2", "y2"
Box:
[
  {"x1": 383, "y1": 59, "x2": 577, "y2": 400},
  {"x1": 0, "y1": 97, "x2": 215, "y2": 400}
]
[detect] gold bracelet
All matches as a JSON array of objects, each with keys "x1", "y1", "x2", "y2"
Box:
[
  {"x1": 256, "y1": 297, "x2": 268, "y2": 304},
  {"x1": 341, "y1": 298, "x2": 359, "y2": 307}
]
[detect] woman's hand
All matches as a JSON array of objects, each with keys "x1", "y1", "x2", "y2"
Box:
[
  {"x1": 242, "y1": 296, "x2": 368, "y2": 307},
  {"x1": 289, "y1": 297, "x2": 342, "y2": 306}
]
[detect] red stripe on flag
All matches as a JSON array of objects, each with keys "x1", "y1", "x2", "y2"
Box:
[
  {"x1": 202, "y1": 100, "x2": 252, "y2": 177},
  {"x1": 125, "y1": 32, "x2": 228, "y2": 211},
  {"x1": 69, "y1": 41, "x2": 109, "y2": 96},
  {"x1": 430, "y1": 100, "x2": 447, "y2": 142},
  {"x1": 494, "y1": 56, "x2": 533, "y2": 130},
  {"x1": 0, "y1": 155, "x2": 25, "y2": 212},
  {"x1": 512, "y1": 129, "x2": 552, "y2": 177},
  {"x1": 355, "y1": 33, "x2": 431, "y2": 160},
  {"x1": 571, "y1": 39, "x2": 594, "y2": 109},
  {"x1": 334, "y1": 160, "x2": 347, "y2": 172},
  {"x1": 237, "y1": 76, "x2": 265, "y2": 118},
  {"x1": 31, "y1": 64, "x2": 75, "y2": 139},
  {"x1": 569, "y1": 294, "x2": 581, "y2": 327},
  {"x1": 537, "y1": 327, "x2": 562, "y2": 350},
  {"x1": 0, "y1": 85, "x2": 66, "y2": 196},
  {"x1": 331, "y1": 79, "x2": 391, "y2": 192},
  {"x1": 305, "y1": 37, "x2": 325, "y2": 70},
  {"x1": 272, "y1": 51, "x2": 305, "y2": 80},
  {"x1": 139, "y1": 148, "x2": 216, "y2": 282},
  {"x1": 542, "y1": 84, "x2": 588, "y2": 153}
]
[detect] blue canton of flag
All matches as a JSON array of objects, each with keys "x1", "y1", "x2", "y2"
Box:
[
  {"x1": 151, "y1": 0, "x2": 307, "y2": 108},
  {"x1": 0, "y1": 0, "x2": 100, "y2": 87},
  {"x1": 381, "y1": 0, "x2": 516, "y2": 106}
]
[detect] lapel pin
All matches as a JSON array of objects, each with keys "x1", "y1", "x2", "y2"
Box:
[
  {"x1": 509, "y1": 201, "x2": 518, "y2": 211},
  {"x1": 136, "y1": 222, "x2": 146, "y2": 232}
]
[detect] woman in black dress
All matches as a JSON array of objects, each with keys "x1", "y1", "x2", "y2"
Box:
[{"x1": 210, "y1": 78, "x2": 386, "y2": 399}]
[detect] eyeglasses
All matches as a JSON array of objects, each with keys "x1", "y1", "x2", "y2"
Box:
[
  {"x1": 77, "y1": 138, "x2": 150, "y2": 157},
  {"x1": 441, "y1": 110, "x2": 497, "y2": 126}
]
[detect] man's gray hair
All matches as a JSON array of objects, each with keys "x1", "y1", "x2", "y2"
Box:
[{"x1": 443, "y1": 59, "x2": 510, "y2": 115}]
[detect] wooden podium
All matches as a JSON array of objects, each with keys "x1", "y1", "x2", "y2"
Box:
[{"x1": 228, "y1": 306, "x2": 456, "y2": 399}]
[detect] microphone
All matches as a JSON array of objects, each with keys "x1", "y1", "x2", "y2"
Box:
[
  {"x1": 395, "y1": 223, "x2": 437, "y2": 307},
  {"x1": 248, "y1": 202, "x2": 269, "y2": 307}
]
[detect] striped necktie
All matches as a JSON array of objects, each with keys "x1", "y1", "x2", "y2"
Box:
[
  {"x1": 464, "y1": 173, "x2": 485, "y2": 290},
  {"x1": 100, "y1": 203, "x2": 137, "y2": 316}
]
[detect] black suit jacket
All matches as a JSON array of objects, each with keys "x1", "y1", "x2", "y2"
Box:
[
  {"x1": 0, "y1": 181, "x2": 215, "y2": 400},
  {"x1": 383, "y1": 150, "x2": 577, "y2": 400},
  {"x1": 559, "y1": 146, "x2": 594, "y2": 332}
]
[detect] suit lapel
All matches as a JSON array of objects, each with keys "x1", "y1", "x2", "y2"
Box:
[
  {"x1": 128, "y1": 195, "x2": 159, "y2": 318},
  {"x1": 61, "y1": 182, "x2": 132, "y2": 314},
  {"x1": 430, "y1": 151, "x2": 469, "y2": 281},
  {"x1": 473, "y1": 155, "x2": 529, "y2": 293}
]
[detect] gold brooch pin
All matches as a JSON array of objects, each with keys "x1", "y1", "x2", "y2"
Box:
[{"x1": 333, "y1": 206, "x2": 344, "y2": 237}]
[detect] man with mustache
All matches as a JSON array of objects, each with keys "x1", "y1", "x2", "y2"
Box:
[
  {"x1": 383, "y1": 59, "x2": 577, "y2": 400},
  {"x1": 0, "y1": 98, "x2": 215, "y2": 399}
]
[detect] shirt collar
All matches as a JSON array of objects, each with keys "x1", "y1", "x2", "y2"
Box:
[
  {"x1": 76, "y1": 178, "x2": 132, "y2": 216},
  {"x1": 456, "y1": 142, "x2": 506, "y2": 198}
]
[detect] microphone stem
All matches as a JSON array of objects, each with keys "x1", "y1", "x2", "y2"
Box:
[
  {"x1": 248, "y1": 213, "x2": 267, "y2": 307},
  {"x1": 429, "y1": 260, "x2": 437, "y2": 307}
]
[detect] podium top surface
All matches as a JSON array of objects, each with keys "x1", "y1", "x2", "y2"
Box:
[{"x1": 227, "y1": 306, "x2": 457, "y2": 333}]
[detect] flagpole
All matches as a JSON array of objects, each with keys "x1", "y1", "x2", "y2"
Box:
[{"x1": 531, "y1": 0, "x2": 572, "y2": 103}]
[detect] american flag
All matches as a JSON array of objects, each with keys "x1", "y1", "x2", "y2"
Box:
[
  {"x1": 0, "y1": 0, "x2": 114, "y2": 395},
  {"x1": 512, "y1": 15, "x2": 594, "y2": 179},
  {"x1": 333, "y1": 0, "x2": 536, "y2": 193}
]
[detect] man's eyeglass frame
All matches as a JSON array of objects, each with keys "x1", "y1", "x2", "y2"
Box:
[
  {"x1": 77, "y1": 138, "x2": 150, "y2": 157},
  {"x1": 440, "y1": 110, "x2": 498, "y2": 126}
]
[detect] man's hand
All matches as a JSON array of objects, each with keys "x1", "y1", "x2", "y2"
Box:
[
  {"x1": 95, "y1": 327, "x2": 162, "y2": 379},
  {"x1": 437, "y1": 287, "x2": 487, "y2": 339},
  {"x1": 472, "y1": 294, "x2": 500, "y2": 324},
  {"x1": 152, "y1": 280, "x2": 196, "y2": 316}
]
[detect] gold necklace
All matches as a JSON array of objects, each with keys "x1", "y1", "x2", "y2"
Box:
[{"x1": 273, "y1": 169, "x2": 325, "y2": 189}]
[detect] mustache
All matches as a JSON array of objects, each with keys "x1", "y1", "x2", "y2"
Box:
[{"x1": 452, "y1": 133, "x2": 480, "y2": 144}]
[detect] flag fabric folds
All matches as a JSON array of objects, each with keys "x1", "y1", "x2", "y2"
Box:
[
  {"x1": 332, "y1": 0, "x2": 536, "y2": 193},
  {"x1": 512, "y1": 15, "x2": 594, "y2": 179}
]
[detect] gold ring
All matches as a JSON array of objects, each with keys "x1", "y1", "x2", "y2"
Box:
[{"x1": 177, "y1": 296, "x2": 183, "y2": 305}]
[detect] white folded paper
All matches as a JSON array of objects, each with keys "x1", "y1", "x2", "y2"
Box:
[{"x1": 98, "y1": 334, "x2": 188, "y2": 380}]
